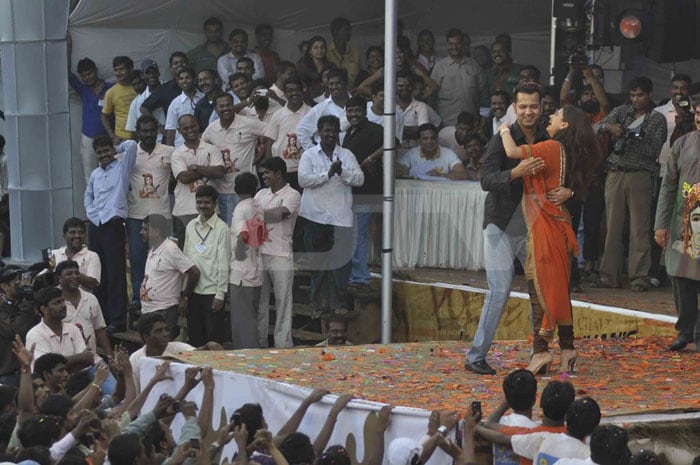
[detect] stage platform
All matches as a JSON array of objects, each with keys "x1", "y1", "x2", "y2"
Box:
[{"x1": 172, "y1": 338, "x2": 699, "y2": 419}]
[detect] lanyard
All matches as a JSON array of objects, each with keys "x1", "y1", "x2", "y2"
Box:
[{"x1": 195, "y1": 223, "x2": 213, "y2": 244}]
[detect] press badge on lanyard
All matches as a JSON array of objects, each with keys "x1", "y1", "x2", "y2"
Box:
[{"x1": 195, "y1": 226, "x2": 212, "y2": 253}]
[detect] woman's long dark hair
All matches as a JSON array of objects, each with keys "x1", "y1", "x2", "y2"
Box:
[{"x1": 552, "y1": 105, "x2": 603, "y2": 200}]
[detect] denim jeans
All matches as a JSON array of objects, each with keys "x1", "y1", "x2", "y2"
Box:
[
  {"x1": 126, "y1": 218, "x2": 147, "y2": 305},
  {"x1": 466, "y1": 223, "x2": 527, "y2": 363},
  {"x1": 350, "y1": 209, "x2": 373, "y2": 285},
  {"x1": 218, "y1": 193, "x2": 239, "y2": 226}
]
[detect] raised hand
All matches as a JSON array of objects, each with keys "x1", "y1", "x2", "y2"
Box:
[{"x1": 11, "y1": 335, "x2": 34, "y2": 368}]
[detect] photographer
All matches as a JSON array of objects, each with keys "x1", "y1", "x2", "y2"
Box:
[
  {"x1": 0, "y1": 267, "x2": 42, "y2": 386},
  {"x1": 594, "y1": 77, "x2": 667, "y2": 291}
]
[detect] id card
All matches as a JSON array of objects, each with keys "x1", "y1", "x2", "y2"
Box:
[{"x1": 195, "y1": 243, "x2": 206, "y2": 253}]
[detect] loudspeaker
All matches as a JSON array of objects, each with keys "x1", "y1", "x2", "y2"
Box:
[{"x1": 646, "y1": 0, "x2": 696, "y2": 62}]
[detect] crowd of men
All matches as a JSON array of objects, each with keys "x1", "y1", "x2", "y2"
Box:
[{"x1": 0, "y1": 13, "x2": 700, "y2": 465}]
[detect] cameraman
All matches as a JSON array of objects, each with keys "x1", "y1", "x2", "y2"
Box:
[
  {"x1": 0, "y1": 267, "x2": 40, "y2": 385},
  {"x1": 594, "y1": 77, "x2": 667, "y2": 291}
]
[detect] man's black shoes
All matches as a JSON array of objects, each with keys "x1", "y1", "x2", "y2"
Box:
[
  {"x1": 668, "y1": 337, "x2": 692, "y2": 351},
  {"x1": 464, "y1": 359, "x2": 496, "y2": 375}
]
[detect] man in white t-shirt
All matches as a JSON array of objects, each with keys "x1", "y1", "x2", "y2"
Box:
[
  {"x1": 486, "y1": 397, "x2": 601, "y2": 465},
  {"x1": 398, "y1": 123, "x2": 468, "y2": 180},
  {"x1": 164, "y1": 67, "x2": 205, "y2": 147},
  {"x1": 51, "y1": 217, "x2": 101, "y2": 292},
  {"x1": 56, "y1": 260, "x2": 111, "y2": 359},
  {"x1": 264, "y1": 77, "x2": 311, "y2": 192},
  {"x1": 140, "y1": 214, "x2": 200, "y2": 340},
  {"x1": 255, "y1": 158, "x2": 301, "y2": 348},
  {"x1": 202, "y1": 92, "x2": 267, "y2": 226},
  {"x1": 25, "y1": 287, "x2": 95, "y2": 372},
  {"x1": 229, "y1": 172, "x2": 265, "y2": 349},
  {"x1": 129, "y1": 311, "x2": 222, "y2": 392},
  {"x1": 124, "y1": 115, "x2": 174, "y2": 310},
  {"x1": 171, "y1": 114, "x2": 225, "y2": 246},
  {"x1": 553, "y1": 425, "x2": 631, "y2": 465},
  {"x1": 396, "y1": 70, "x2": 432, "y2": 153}
]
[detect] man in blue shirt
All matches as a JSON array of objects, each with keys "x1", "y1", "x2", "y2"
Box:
[
  {"x1": 84, "y1": 137, "x2": 138, "y2": 333},
  {"x1": 67, "y1": 34, "x2": 113, "y2": 184}
]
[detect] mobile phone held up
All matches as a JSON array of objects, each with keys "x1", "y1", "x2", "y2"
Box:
[{"x1": 471, "y1": 401, "x2": 481, "y2": 417}]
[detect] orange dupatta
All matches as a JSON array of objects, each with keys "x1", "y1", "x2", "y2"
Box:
[{"x1": 521, "y1": 141, "x2": 578, "y2": 330}]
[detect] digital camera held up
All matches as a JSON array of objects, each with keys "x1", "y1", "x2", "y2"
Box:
[{"x1": 613, "y1": 126, "x2": 647, "y2": 155}]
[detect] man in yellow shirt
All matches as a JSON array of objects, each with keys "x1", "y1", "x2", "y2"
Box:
[
  {"x1": 326, "y1": 17, "x2": 362, "y2": 88},
  {"x1": 101, "y1": 56, "x2": 137, "y2": 145}
]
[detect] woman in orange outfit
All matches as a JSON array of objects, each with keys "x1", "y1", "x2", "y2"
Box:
[{"x1": 499, "y1": 105, "x2": 601, "y2": 374}]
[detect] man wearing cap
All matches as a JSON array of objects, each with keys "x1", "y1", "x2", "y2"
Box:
[{"x1": 125, "y1": 59, "x2": 165, "y2": 141}]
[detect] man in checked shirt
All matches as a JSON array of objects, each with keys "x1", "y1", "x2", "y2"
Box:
[{"x1": 594, "y1": 76, "x2": 667, "y2": 291}]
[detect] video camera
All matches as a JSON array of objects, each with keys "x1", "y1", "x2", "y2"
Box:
[
  {"x1": 613, "y1": 126, "x2": 647, "y2": 155},
  {"x1": 568, "y1": 48, "x2": 589, "y2": 67},
  {"x1": 0, "y1": 260, "x2": 55, "y2": 304}
]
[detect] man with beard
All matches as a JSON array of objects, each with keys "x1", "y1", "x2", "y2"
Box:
[
  {"x1": 594, "y1": 77, "x2": 667, "y2": 291},
  {"x1": 297, "y1": 69, "x2": 350, "y2": 150},
  {"x1": 316, "y1": 316, "x2": 352, "y2": 346},
  {"x1": 255, "y1": 157, "x2": 300, "y2": 348},
  {"x1": 124, "y1": 115, "x2": 174, "y2": 312},
  {"x1": 342, "y1": 96, "x2": 383, "y2": 292},
  {"x1": 57, "y1": 260, "x2": 111, "y2": 360},
  {"x1": 51, "y1": 217, "x2": 101, "y2": 292},
  {"x1": 84, "y1": 138, "x2": 137, "y2": 332},
  {"x1": 141, "y1": 52, "x2": 189, "y2": 119},
  {"x1": 481, "y1": 90, "x2": 510, "y2": 139},
  {"x1": 26, "y1": 287, "x2": 95, "y2": 372},
  {"x1": 125, "y1": 60, "x2": 165, "y2": 141},
  {"x1": 171, "y1": 114, "x2": 224, "y2": 244},
  {"x1": 67, "y1": 36, "x2": 113, "y2": 184},
  {"x1": 193, "y1": 69, "x2": 222, "y2": 131},
  {"x1": 164, "y1": 67, "x2": 205, "y2": 147},
  {"x1": 298, "y1": 115, "x2": 364, "y2": 316},
  {"x1": 202, "y1": 92, "x2": 268, "y2": 225},
  {"x1": 464, "y1": 84, "x2": 571, "y2": 375},
  {"x1": 186, "y1": 17, "x2": 230, "y2": 74},
  {"x1": 264, "y1": 77, "x2": 312, "y2": 191}
]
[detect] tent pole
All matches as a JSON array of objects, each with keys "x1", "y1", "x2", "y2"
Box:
[
  {"x1": 550, "y1": 0, "x2": 557, "y2": 85},
  {"x1": 381, "y1": 0, "x2": 397, "y2": 344}
]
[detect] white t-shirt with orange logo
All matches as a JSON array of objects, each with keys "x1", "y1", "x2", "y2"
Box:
[
  {"x1": 141, "y1": 238, "x2": 195, "y2": 313},
  {"x1": 265, "y1": 104, "x2": 311, "y2": 173},
  {"x1": 171, "y1": 140, "x2": 224, "y2": 216}
]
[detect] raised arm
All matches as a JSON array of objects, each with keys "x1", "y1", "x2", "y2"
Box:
[
  {"x1": 364, "y1": 405, "x2": 393, "y2": 465},
  {"x1": 313, "y1": 394, "x2": 354, "y2": 457},
  {"x1": 198, "y1": 367, "x2": 215, "y2": 436},
  {"x1": 12, "y1": 336, "x2": 36, "y2": 418},
  {"x1": 275, "y1": 388, "x2": 329, "y2": 441},
  {"x1": 497, "y1": 124, "x2": 523, "y2": 159},
  {"x1": 126, "y1": 361, "x2": 173, "y2": 419}
]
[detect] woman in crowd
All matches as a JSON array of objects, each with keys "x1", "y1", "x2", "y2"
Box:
[
  {"x1": 296, "y1": 36, "x2": 330, "y2": 101},
  {"x1": 498, "y1": 105, "x2": 601, "y2": 374},
  {"x1": 354, "y1": 45, "x2": 383, "y2": 90},
  {"x1": 356, "y1": 42, "x2": 437, "y2": 101}
]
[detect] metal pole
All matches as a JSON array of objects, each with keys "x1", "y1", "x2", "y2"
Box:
[
  {"x1": 550, "y1": 0, "x2": 557, "y2": 85},
  {"x1": 381, "y1": 0, "x2": 397, "y2": 344}
]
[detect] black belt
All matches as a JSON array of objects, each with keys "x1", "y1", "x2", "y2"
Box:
[{"x1": 608, "y1": 166, "x2": 643, "y2": 173}]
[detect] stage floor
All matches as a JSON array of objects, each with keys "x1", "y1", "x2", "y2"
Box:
[{"x1": 175, "y1": 336, "x2": 699, "y2": 420}]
